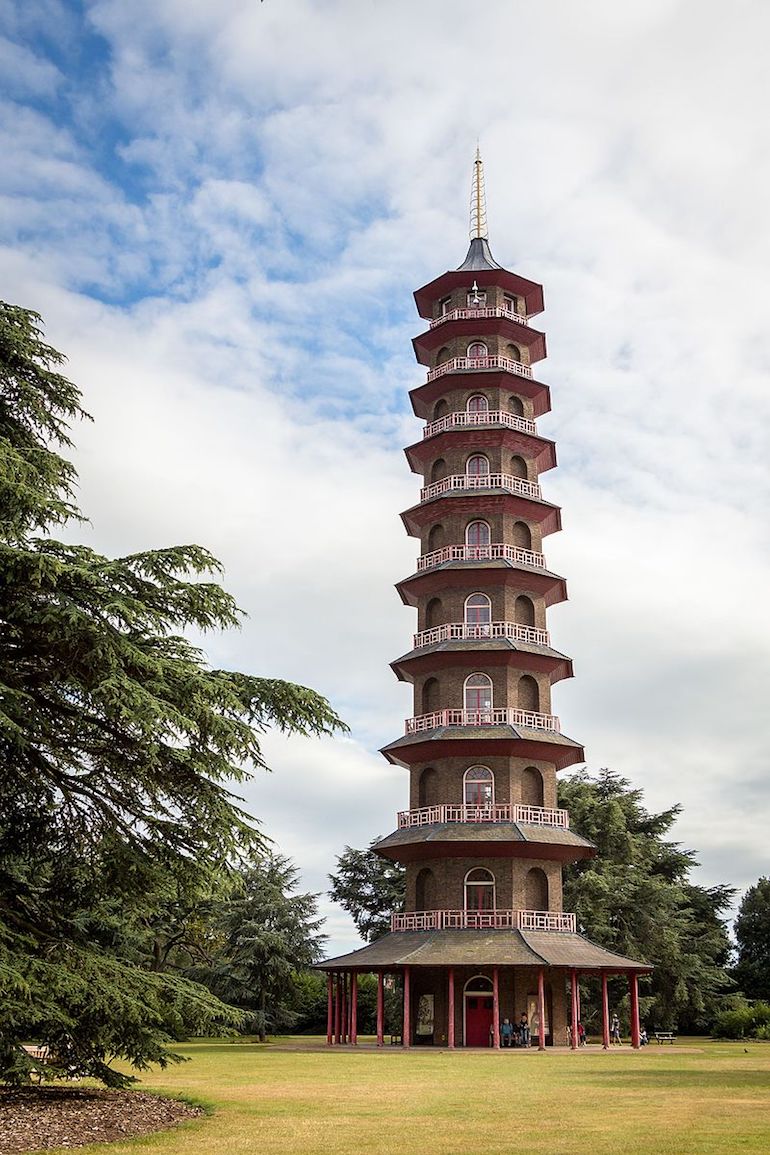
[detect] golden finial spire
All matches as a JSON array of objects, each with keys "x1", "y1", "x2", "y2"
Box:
[{"x1": 469, "y1": 146, "x2": 488, "y2": 241}]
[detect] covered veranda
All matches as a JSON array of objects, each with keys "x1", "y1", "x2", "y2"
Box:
[{"x1": 318, "y1": 927, "x2": 651, "y2": 1051}]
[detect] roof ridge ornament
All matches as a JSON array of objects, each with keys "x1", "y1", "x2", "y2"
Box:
[{"x1": 469, "y1": 146, "x2": 488, "y2": 241}]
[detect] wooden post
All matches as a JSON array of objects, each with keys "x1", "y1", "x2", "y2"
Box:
[
  {"x1": 537, "y1": 967, "x2": 546, "y2": 1051},
  {"x1": 492, "y1": 967, "x2": 500, "y2": 1049},
  {"x1": 570, "y1": 968, "x2": 579, "y2": 1051},
  {"x1": 326, "y1": 973, "x2": 333, "y2": 1046},
  {"x1": 351, "y1": 970, "x2": 358, "y2": 1046},
  {"x1": 341, "y1": 972, "x2": 348, "y2": 1044},
  {"x1": 334, "y1": 972, "x2": 341, "y2": 1045},
  {"x1": 629, "y1": 972, "x2": 641, "y2": 1049},
  {"x1": 447, "y1": 968, "x2": 455, "y2": 1049},
  {"x1": 376, "y1": 970, "x2": 385, "y2": 1047},
  {"x1": 403, "y1": 967, "x2": 411, "y2": 1048},
  {"x1": 601, "y1": 972, "x2": 610, "y2": 1050}
]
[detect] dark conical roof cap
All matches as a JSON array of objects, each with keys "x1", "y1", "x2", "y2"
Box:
[{"x1": 456, "y1": 235, "x2": 503, "y2": 271}]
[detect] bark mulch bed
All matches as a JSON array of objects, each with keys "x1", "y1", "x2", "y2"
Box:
[{"x1": 0, "y1": 1086, "x2": 205, "y2": 1153}]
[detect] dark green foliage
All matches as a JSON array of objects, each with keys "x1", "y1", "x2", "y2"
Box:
[
  {"x1": 185, "y1": 855, "x2": 325, "y2": 1041},
  {"x1": 560, "y1": 769, "x2": 733, "y2": 1032},
  {"x1": 732, "y1": 878, "x2": 770, "y2": 1000},
  {"x1": 0, "y1": 302, "x2": 345, "y2": 1084},
  {"x1": 712, "y1": 1001, "x2": 770, "y2": 1040},
  {"x1": 328, "y1": 840, "x2": 405, "y2": 941}
]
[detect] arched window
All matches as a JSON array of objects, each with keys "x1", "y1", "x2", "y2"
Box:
[
  {"x1": 433, "y1": 398, "x2": 449, "y2": 420},
  {"x1": 431, "y1": 458, "x2": 448, "y2": 482},
  {"x1": 426, "y1": 597, "x2": 443, "y2": 628},
  {"x1": 466, "y1": 454, "x2": 489, "y2": 477},
  {"x1": 464, "y1": 673, "x2": 493, "y2": 713},
  {"x1": 506, "y1": 343, "x2": 521, "y2": 362},
  {"x1": 436, "y1": 346, "x2": 451, "y2": 365},
  {"x1": 515, "y1": 595, "x2": 535, "y2": 627},
  {"x1": 418, "y1": 767, "x2": 438, "y2": 808},
  {"x1": 466, "y1": 520, "x2": 490, "y2": 549},
  {"x1": 466, "y1": 394, "x2": 489, "y2": 414},
  {"x1": 513, "y1": 521, "x2": 532, "y2": 550},
  {"x1": 465, "y1": 867, "x2": 495, "y2": 911},
  {"x1": 518, "y1": 674, "x2": 540, "y2": 713},
  {"x1": 521, "y1": 766, "x2": 544, "y2": 807},
  {"x1": 467, "y1": 341, "x2": 488, "y2": 360},
  {"x1": 464, "y1": 765, "x2": 494, "y2": 807},
  {"x1": 423, "y1": 677, "x2": 441, "y2": 713},
  {"x1": 525, "y1": 867, "x2": 549, "y2": 911},
  {"x1": 503, "y1": 293, "x2": 518, "y2": 314},
  {"x1": 465, "y1": 593, "x2": 491, "y2": 630},
  {"x1": 428, "y1": 524, "x2": 445, "y2": 551},
  {"x1": 510, "y1": 455, "x2": 528, "y2": 479},
  {"x1": 415, "y1": 867, "x2": 436, "y2": 909},
  {"x1": 508, "y1": 395, "x2": 524, "y2": 416}
]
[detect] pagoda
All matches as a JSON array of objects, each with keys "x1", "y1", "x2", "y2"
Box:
[{"x1": 319, "y1": 153, "x2": 650, "y2": 1050}]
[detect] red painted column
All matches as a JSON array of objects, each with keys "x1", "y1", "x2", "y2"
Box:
[
  {"x1": 629, "y1": 972, "x2": 641, "y2": 1049},
  {"x1": 376, "y1": 971, "x2": 384, "y2": 1047},
  {"x1": 570, "y1": 968, "x2": 579, "y2": 1051},
  {"x1": 334, "y1": 973, "x2": 341, "y2": 1045},
  {"x1": 403, "y1": 967, "x2": 411, "y2": 1048},
  {"x1": 342, "y1": 972, "x2": 349, "y2": 1044},
  {"x1": 537, "y1": 967, "x2": 546, "y2": 1052},
  {"x1": 601, "y1": 972, "x2": 610, "y2": 1050},
  {"x1": 492, "y1": 967, "x2": 500, "y2": 1049},
  {"x1": 447, "y1": 968, "x2": 455, "y2": 1049},
  {"x1": 351, "y1": 970, "x2": 358, "y2": 1046},
  {"x1": 326, "y1": 973, "x2": 333, "y2": 1046}
]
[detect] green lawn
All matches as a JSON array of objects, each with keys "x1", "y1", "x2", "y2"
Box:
[{"x1": 53, "y1": 1037, "x2": 770, "y2": 1155}]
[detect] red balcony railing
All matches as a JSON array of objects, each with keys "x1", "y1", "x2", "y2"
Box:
[
  {"x1": 423, "y1": 409, "x2": 537, "y2": 439},
  {"x1": 412, "y1": 620, "x2": 549, "y2": 649},
  {"x1": 396, "y1": 803, "x2": 569, "y2": 829},
  {"x1": 404, "y1": 708, "x2": 560, "y2": 734},
  {"x1": 427, "y1": 355, "x2": 533, "y2": 383},
  {"x1": 428, "y1": 306, "x2": 530, "y2": 329},
  {"x1": 421, "y1": 472, "x2": 542, "y2": 503},
  {"x1": 391, "y1": 909, "x2": 576, "y2": 933},
  {"x1": 415, "y1": 542, "x2": 546, "y2": 572}
]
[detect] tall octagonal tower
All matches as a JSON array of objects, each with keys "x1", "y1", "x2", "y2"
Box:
[{"x1": 320, "y1": 154, "x2": 649, "y2": 1050}]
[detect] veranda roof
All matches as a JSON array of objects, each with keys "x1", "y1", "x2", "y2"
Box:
[{"x1": 317, "y1": 928, "x2": 651, "y2": 973}]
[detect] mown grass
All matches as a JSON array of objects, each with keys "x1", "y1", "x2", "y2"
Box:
[{"x1": 49, "y1": 1037, "x2": 770, "y2": 1155}]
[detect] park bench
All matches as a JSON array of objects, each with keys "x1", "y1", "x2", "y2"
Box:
[
  {"x1": 654, "y1": 1031, "x2": 675, "y2": 1044},
  {"x1": 21, "y1": 1045, "x2": 51, "y2": 1082}
]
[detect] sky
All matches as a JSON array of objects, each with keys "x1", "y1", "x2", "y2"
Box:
[{"x1": 2, "y1": 0, "x2": 770, "y2": 955}]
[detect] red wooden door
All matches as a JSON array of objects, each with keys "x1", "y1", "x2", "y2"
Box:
[{"x1": 465, "y1": 996, "x2": 493, "y2": 1046}]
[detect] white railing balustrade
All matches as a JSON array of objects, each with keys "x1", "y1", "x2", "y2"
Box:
[
  {"x1": 396, "y1": 803, "x2": 569, "y2": 829},
  {"x1": 427, "y1": 355, "x2": 533, "y2": 382},
  {"x1": 415, "y1": 543, "x2": 546, "y2": 572},
  {"x1": 423, "y1": 409, "x2": 537, "y2": 438},
  {"x1": 412, "y1": 620, "x2": 549, "y2": 649},
  {"x1": 391, "y1": 909, "x2": 576, "y2": 933},
  {"x1": 429, "y1": 306, "x2": 530, "y2": 328},
  {"x1": 404, "y1": 708, "x2": 560, "y2": 734},
  {"x1": 421, "y1": 472, "x2": 542, "y2": 502}
]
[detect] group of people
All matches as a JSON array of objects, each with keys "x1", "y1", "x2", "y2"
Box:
[
  {"x1": 567, "y1": 1021, "x2": 587, "y2": 1046},
  {"x1": 499, "y1": 1011, "x2": 532, "y2": 1047},
  {"x1": 496, "y1": 1011, "x2": 650, "y2": 1048}
]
